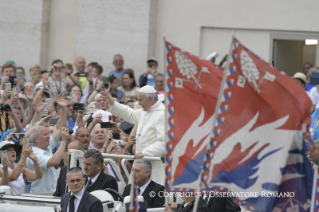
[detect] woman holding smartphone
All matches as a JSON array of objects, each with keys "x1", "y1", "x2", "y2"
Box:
[{"x1": 0, "y1": 141, "x2": 43, "y2": 195}]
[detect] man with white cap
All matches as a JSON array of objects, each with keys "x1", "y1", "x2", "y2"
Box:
[
  {"x1": 206, "y1": 52, "x2": 219, "y2": 64},
  {"x1": 100, "y1": 85, "x2": 165, "y2": 185}
]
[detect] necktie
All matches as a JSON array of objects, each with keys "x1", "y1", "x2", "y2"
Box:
[
  {"x1": 69, "y1": 195, "x2": 76, "y2": 212},
  {"x1": 86, "y1": 179, "x2": 92, "y2": 190},
  {"x1": 137, "y1": 188, "x2": 141, "y2": 195}
]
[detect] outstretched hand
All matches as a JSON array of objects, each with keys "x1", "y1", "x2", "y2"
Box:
[
  {"x1": 56, "y1": 93, "x2": 67, "y2": 108},
  {"x1": 100, "y1": 90, "x2": 114, "y2": 106}
]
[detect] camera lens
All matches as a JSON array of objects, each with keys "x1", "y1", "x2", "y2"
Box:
[{"x1": 103, "y1": 82, "x2": 109, "y2": 89}]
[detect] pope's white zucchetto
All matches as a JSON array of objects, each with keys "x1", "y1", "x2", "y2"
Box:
[{"x1": 139, "y1": 85, "x2": 156, "y2": 94}]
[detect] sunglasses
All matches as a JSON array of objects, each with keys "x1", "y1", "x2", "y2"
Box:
[{"x1": 11, "y1": 105, "x2": 21, "y2": 109}]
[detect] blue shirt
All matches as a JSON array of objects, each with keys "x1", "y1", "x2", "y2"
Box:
[
  {"x1": 68, "y1": 118, "x2": 74, "y2": 130},
  {"x1": 0, "y1": 129, "x2": 13, "y2": 142},
  {"x1": 305, "y1": 83, "x2": 316, "y2": 92},
  {"x1": 108, "y1": 69, "x2": 125, "y2": 78},
  {"x1": 113, "y1": 90, "x2": 125, "y2": 101}
]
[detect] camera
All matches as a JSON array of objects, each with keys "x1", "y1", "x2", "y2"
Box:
[
  {"x1": 103, "y1": 81, "x2": 109, "y2": 89},
  {"x1": 112, "y1": 132, "x2": 120, "y2": 139},
  {"x1": 100, "y1": 122, "x2": 112, "y2": 128},
  {"x1": 13, "y1": 133, "x2": 25, "y2": 140},
  {"x1": 73, "y1": 103, "x2": 85, "y2": 110},
  {"x1": 0, "y1": 103, "x2": 11, "y2": 112},
  {"x1": 56, "y1": 66, "x2": 62, "y2": 71},
  {"x1": 115, "y1": 140, "x2": 123, "y2": 146},
  {"x1": 9, "y1": 76, "x2": 16, "y2": 85},
  {"x1": 78, "y1": 72, "x2": 88, "y2": 77},
  {"x1": 69, "y1": 129, "x2": 74, "y2": 135}
]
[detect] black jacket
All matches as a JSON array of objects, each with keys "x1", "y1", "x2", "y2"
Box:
[
  {"x1": 122, "y1": 180, "x2": 165, "y2": 208},
  {"x1": 61, "y1": 190, "x2": 103, "y2": 212},
  {"x1": 85, "y1": 172, "x2": 119, "y2": 200},
  {"x1": 206, "y1": 196, "x2": 241, "y2": 212},
  {"x1": 53, "y1": 166, "x2": 68, "y2": 197},
  {"x1": 176, "y1": 198, "x2": 209, "y2": 212}
]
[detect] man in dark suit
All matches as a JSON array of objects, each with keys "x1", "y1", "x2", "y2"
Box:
[
  {"x1": 54, "y1": 141, "x2": 81, "y2": 197},
  {"x1": 83, "y1": 149, "x2": 118, "y2": 200},
  {"x1": 204, "y1": 195, "x2": 241, "y2": 212},
  {"x1": 166, "y1": 195, "x2": 209, "y2": 212},
  {"x1": 61, "y1": 167, "x2": 103, "y2": 212},
  {"x1": 122, "y1": 159, "x2": 164, "y2": 208}
]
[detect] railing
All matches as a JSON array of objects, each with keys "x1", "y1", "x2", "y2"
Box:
[{"x1": 101, "y1": 153, "x2": 163, "y2": 184}]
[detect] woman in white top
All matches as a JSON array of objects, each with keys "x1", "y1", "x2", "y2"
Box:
[
  {"x1": 118, "y1": 70, "x2": 140, "y2": 102},
  {"x1": 0, "y1": 141, "x2": 43, "y2": 195}
]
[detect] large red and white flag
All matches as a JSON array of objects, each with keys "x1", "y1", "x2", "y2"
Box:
[
  {"x1": 165, "y1": 41, "x2": 223, "y2": 191},
  {"x1": 201, "y1": 37, "x2": 312, "y2": 211}
]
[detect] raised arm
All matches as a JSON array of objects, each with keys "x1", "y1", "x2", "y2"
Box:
[
  {"x1": 23, "y1": 150, "x2": 43, "y2": 181},
  {"x1": 47, "y1": 127, "x2": 68, "y2": 167},
  {"x1": 55, "y1": 93, "x2": 67, "y2": 129},
  {"x1": 6, "y1": 106, "x2": 23, "y2": 133},
  {"x1": 0, "y1": 157, "x2": 9, "y2": 185},
  {"x1": 9, "y1": 144, "x2": 31, "y2": 181},
  {"x1": 100, "y1": 90, "x2": 140, "y2": 124}
]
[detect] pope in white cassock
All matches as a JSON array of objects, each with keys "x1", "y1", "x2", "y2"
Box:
[{"x1": 100, "y1": 85, "x2": 165, "y2": 185}]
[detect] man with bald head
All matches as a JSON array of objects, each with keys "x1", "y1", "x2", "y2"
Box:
[
  {"x1": 74, "y1": 56, "x2": 88, "y2": 90},
  {"x1": 54, "y1": 140, "x2": 83, "y2": 197},
  {"x1": 74, "y1": 127, "x2": 91, "y2": 151},
  {"x1": 101, "y1": 85, "x2": 165, "y2": 185}
]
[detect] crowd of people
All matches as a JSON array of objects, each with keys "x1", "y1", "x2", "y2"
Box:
[{"x1": 2, "y1": 53, "x2": 302, "y2": 211}]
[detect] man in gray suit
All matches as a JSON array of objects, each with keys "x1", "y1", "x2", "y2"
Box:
[{"x1": 61, "y1": 167, "x2": 103, "y2": 212}]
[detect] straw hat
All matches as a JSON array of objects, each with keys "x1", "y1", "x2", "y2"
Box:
[{"x1": 292, "y1": 72, "x2": 307, "y2": 84}]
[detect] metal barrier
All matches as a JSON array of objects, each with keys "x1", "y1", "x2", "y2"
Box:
[{"x1": 101, "y1": 153, "x2": 163, "y2": 185}]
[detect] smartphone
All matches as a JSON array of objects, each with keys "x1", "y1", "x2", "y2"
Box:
[
  {"x1": 0, "y1": 150, "x2": 7, "y2": 162},
  {"x1": 78, "y1": 72, "x2": 88, "y2": 77},
  {"x1": 34, "y1": 75, "x2": 39, "y2": 81},
  {"x1": 45, "y1": 98, "x2": 53, "y2": 108},
  {"x1": 9, "y1": 76, "x2": 16, "y2": 85},
  {"x1": 73, "y1": 103, "x2": 85, "y2": 110},
  {"x1": 49, "y1": 118, "x2": 59, "y2": 125},
  {"x1": 23, "y1": 138, "x2": 30, "y2": 146},
  {"x1": 112, "y1": 132, "x2": 120, "y2": 139},
  {"x1": 5, "y1": 83, "x2": 11, "y2": 90},
  {"x1": 100, "y1": 122, "x2": 112, "y2": 128},
  {"x1": 40, "y1": 70, "x2": 47, "y2": 75}
]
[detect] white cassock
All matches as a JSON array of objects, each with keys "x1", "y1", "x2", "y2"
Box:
[{"x1": 110, "y1": 100, "x2": 165, "y2": 185}]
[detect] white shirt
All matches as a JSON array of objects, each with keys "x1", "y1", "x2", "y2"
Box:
[
  {"x1": 0, "y1": 164, "x2": 24, "y2": 195},
  {"x1": 86, "y1": 172, "x2": 101, "y2": 188},
  {"x1": 26, "y1": 136, "x2": 59, "y2": 193},
  {"x1": 89, "y1": 142, "x2": 101, "y2": 151},
  {"x1": 138, "y1": 179, "x2": 151, "y2": 195},
  {"x1": 309, "y1": 86, "x2": 319, "y2": 107},
  {"x1": 107, "y1": 163, "x2": 120, "y2": 180},
  {"x1": 67, "y1": 188, "x2": 85, "y2": 212}
]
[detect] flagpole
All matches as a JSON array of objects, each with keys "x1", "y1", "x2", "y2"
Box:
[
  {"x1": 310, "y1": 164, "x2": 318, "y2": 212},
  {"x1": 192, "y1": 30, "x2": 236, "y2": 212},
  {"x1": 163, "y1": 33, "x2": 169, "y2": 206}
]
